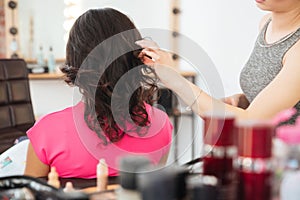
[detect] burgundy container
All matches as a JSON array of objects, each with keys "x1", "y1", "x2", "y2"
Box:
[
  {"x1": 203, "y1": 113, "x2": 235, "y2": 147},
  {"x1": 235, "y1": 121, "x2": 274, "y2": 200},
  {"x1": 203, "y1": 112, "x2": 237, "y2": 200}
]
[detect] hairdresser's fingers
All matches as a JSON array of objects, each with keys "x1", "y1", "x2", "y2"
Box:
[
  {"x1": 221, "y1": 97, "x2": 232, "y2": 105},
  {"x1": 141, "y1": 57, "x2": 155, "y2": 66},
  {"x1": 141, "y1": 49, "x2": 160, "y2": 61},
  {"x1": 137, "y1": 47, "x2": 156, "y2": 59},
  {"x1": 135, "y1": 40, "x2": 159, "y2": 49},
  {"x1": 228, "y1": 97, "x2": 238, "y2": 107},
  {"x1": 137, "y1": 51, "x2": 155, "y2": 66}
]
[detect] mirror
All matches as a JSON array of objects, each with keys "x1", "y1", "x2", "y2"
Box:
[
  {"x1": 17, "y1": 0, "x2": 171, "y2": 62},
  {"x1": 18, "y1": 0, "x2": 65, "y2": 60}
]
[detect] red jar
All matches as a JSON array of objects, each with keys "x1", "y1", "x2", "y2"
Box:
[
  {"x1": 203, "y1": 112, "x2": 237, "y2": 200},
  {"x1": 235, "y1": 121, "x2": 274, "y2": 200}
]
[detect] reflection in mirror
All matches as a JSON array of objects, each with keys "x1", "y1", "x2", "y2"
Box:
[
  {"x1": 18, "y1": 0, "x2": 171, "y2": 62},
  {"x1": 18, "y1": 0, "x2": 65, "y2": 60}
]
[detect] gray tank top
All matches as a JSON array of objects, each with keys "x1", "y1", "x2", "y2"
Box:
[{"x1": 240, "y1": 19, "x2": 300, "y2": 124}]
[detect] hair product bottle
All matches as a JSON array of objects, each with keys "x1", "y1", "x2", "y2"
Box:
[
  {"x1": 96, "y1": 159, "x2": 108, "y2": 191},
  {"x1": 235, "y1": 121, "x2": 274, "y2": 200},
  {"x1": 47, "y1": 46, "x2": 56, "y2": 73},
  {"x1": 202, "y1": 112, "x2": 237, "y2": 200},
  {"x1": 37, "y1": 45, "x2": 45, "y2": 67}
]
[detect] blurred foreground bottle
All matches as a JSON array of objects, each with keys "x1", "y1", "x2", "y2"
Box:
[
  {"x1": 202, "y1": 112, "x2": 237, "y2": 200},
  {"x1": 235, "y1": 121, "x2": 274, "y2": 200}
]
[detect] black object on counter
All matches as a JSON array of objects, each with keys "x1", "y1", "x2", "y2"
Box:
[
  {"x1": 118, "y1": 156, "x2": 151, "y2": 190},
  {"x1": 0, "y1": 175, "x2": 89, "y2": 200},
  {"x1": 187, "y1": 175, "x2": 219, "y2": 200}
]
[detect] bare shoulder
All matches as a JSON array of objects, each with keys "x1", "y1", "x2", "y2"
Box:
[
  {"x1": 259, "y1": 13, "x2": 272, "y2": 30},
  {"x1": 24, "y1": 142, "x2": 50, "y2": 177}
]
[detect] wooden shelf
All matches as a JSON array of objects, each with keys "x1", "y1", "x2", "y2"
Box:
[
  {"x1": 26, "y1": 58, "x2": 65, "y2": 64},
  {"x1": 28, "y1": 73, "x2": 64, "y2": 80},
  {"x1": 28, "y1": 70, "x2": 196, "y2": 80}
]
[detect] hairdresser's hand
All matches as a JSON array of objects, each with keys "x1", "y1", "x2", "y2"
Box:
[
  {"x1": 136, "y1": 39, "x2": 181, "y2": 87},
  {"x1": 222, "y1": 94, "x2": 241, "y2": 106},
  {"x1": 222, "y1": 93, "x2": 250, "y2": 109},
  {"x1": 135, "y1": 40, "x2": 175, "y2": 68}
]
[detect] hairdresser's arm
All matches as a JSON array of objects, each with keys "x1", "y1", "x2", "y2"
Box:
[
  {"x1": 221, "y1": 14, "x2": 270, "y2": 109},
  {"x1": 24, "y1": 142, "x2": 50, "y2": 177},
  {"x1": 136, "y1": 40, "x2": 300, "y2": 121}
]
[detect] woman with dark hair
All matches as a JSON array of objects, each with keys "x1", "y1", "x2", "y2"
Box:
[{"x1": 24, "y1": 8, "x2": 173, "y2": 178}]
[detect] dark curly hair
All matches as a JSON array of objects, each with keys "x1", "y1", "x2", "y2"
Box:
[{"x1": 60, "y1": 8, "x2": 158, "y2": 145}]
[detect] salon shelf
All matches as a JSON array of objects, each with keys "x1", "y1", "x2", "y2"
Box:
[
  {"x1": 28, "y1": 73, "x2": 64, "y2": 80},
  {"x1": 28, "y1": 70, "x2": 196, "y2": 80},
  {"x1": 26, "y1": 58, "x2": 66, "y2": 64}
]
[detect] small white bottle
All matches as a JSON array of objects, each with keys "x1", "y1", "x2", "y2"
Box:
[
  {"x1": 47, "y1": 46, "x2": 56, "y2": 73},
  {"x1": 37, "y1": 45, "x2": 45, "y2": 67}
]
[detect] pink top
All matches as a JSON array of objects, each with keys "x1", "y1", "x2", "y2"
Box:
[{"x1": 27, "y1": 102, "x2": 173, "y2": 178}]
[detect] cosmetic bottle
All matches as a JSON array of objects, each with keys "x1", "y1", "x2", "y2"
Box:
[
  {"x1": 37, "y1": 45, "x2": 45, "y2": 67},
  {"x1": 96, "y1": 159, "x2": 108, "y2": 191},
  {"x1": 235, "y1": 121, "x2": 274, "y2": 200},
  {"x1": 202, "y1": 112, "x2": 237, "y2": 200},
  {"x1": 47, "y1": 46, "x2": 56, "y2": 73},
  {"x1": 116, "y1": 156, "x2": 151, "y2": 200}
]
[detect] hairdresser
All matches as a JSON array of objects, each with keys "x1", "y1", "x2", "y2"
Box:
[{"x1": 136, "y1": 0, "x2": 300, "y2": 125}]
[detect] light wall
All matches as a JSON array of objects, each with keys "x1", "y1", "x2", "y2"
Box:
[
  {"x1": 180, "y1": 0, "x2": 266, "y2": 95},
  {"x1": 80, "y1": 0, "x2": 171, "y2": 30}
]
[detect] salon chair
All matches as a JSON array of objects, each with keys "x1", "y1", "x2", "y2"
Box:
[{"x1": 0, "y1": 59, "x2": 35, "y2": 154}]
